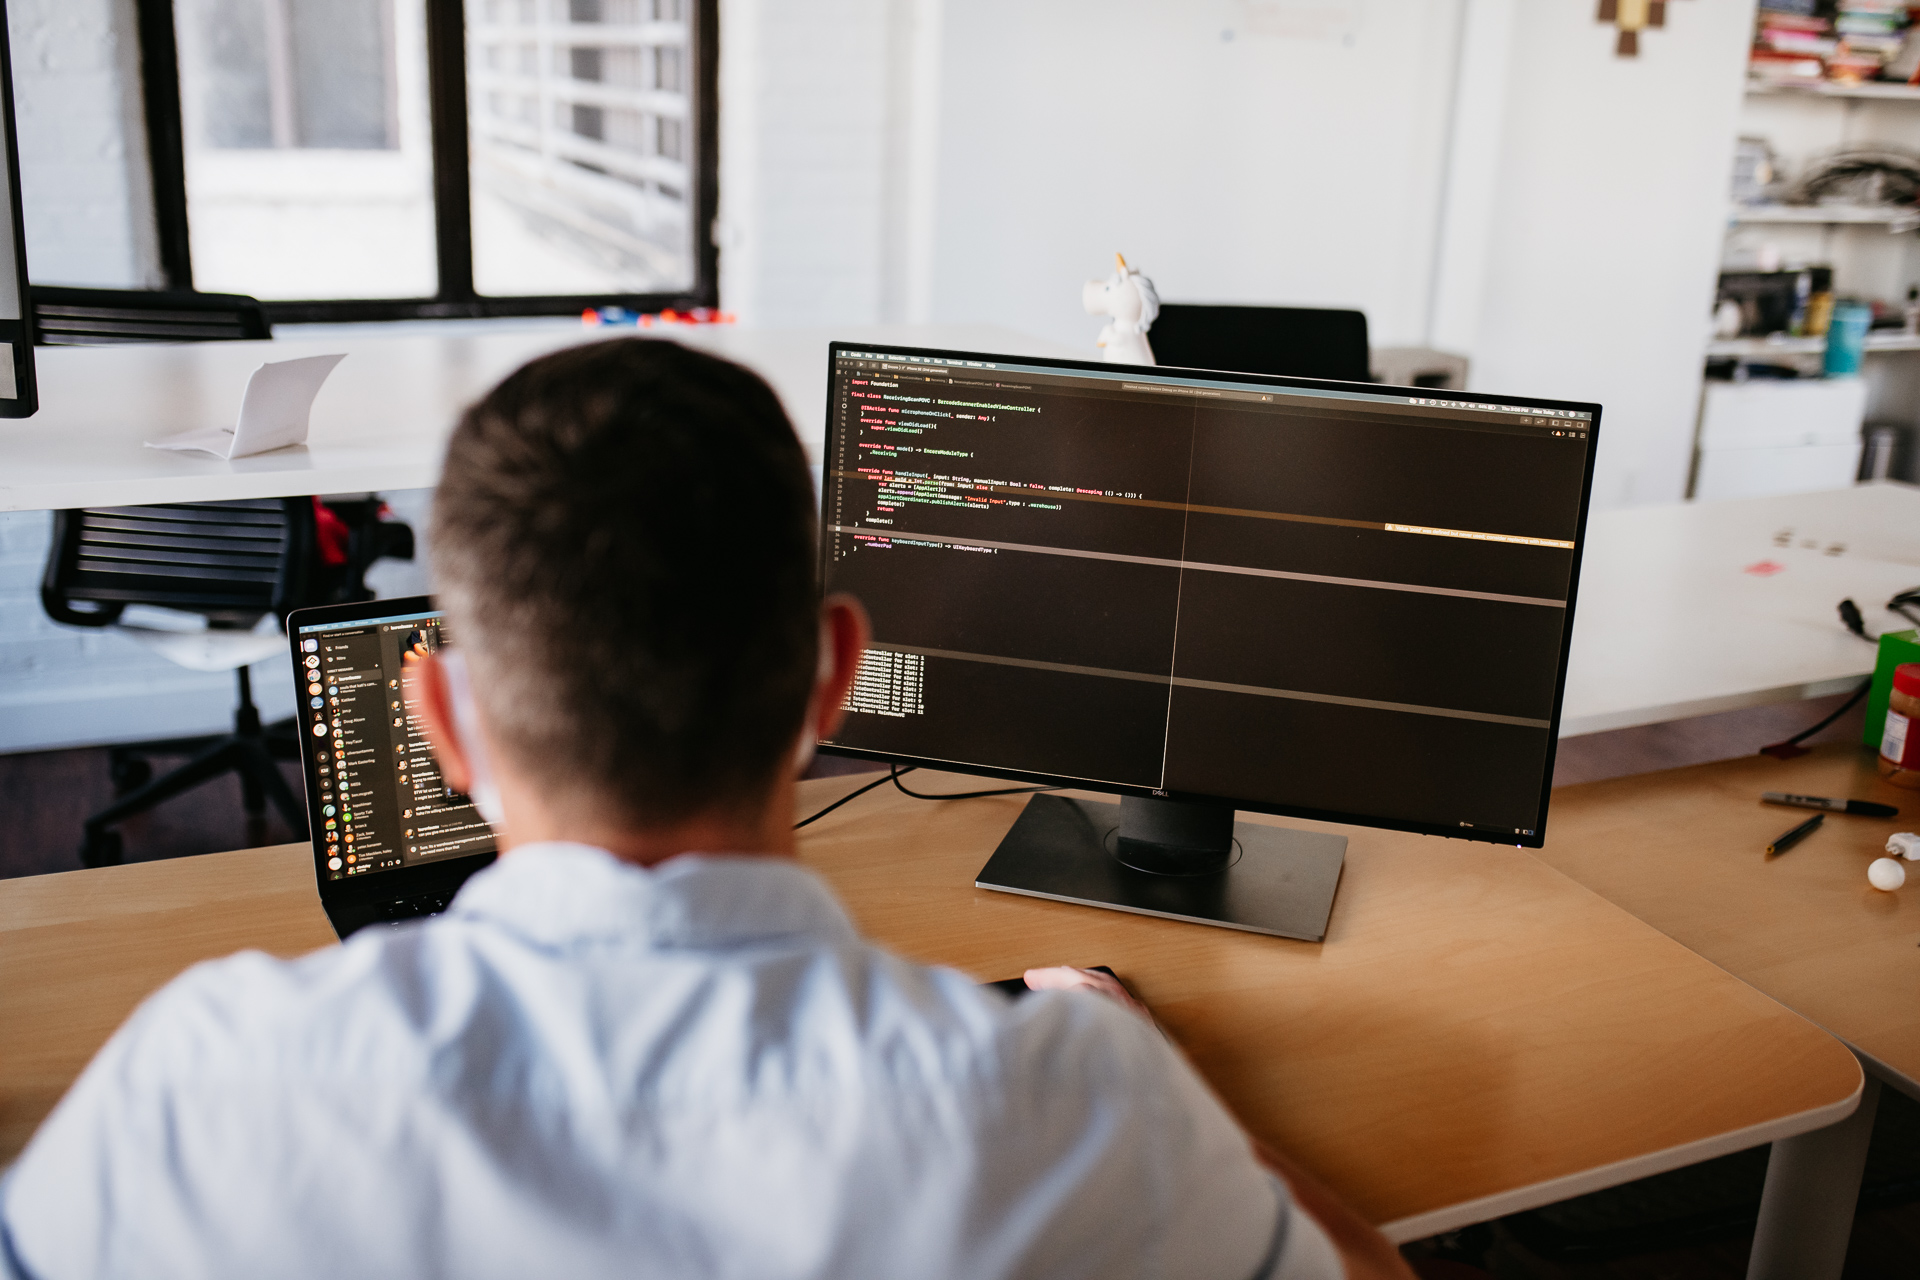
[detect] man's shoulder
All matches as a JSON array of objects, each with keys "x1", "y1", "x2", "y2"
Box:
[{"x1": 116, "y1": 930, "x2": 425, "y2": 1080}]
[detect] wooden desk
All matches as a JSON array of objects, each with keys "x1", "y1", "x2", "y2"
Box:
[
  {"x1": 0, "y1": 844, "x2": 337, "y2": 1162},
  {"x1": 1, "y1": 772, "x2": 1860, "y2": 1246},
  {"x1": 1539, "y1": 743, "x2": 1918, "y2": 1096},
  {"x1": 1539, "y1": 743, "x2": 1919, "y2": 1278}
]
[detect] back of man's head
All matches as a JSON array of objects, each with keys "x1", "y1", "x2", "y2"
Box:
[{"x1": 431, "y1": 338, "x2": 818, "y2": 829}]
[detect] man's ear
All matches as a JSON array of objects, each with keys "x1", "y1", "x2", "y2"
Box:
[
  {"x1": 405, "y1": 650, "x2": 474, "y2": 795},
  {"x1": 812, "y1": 594, "x2": 871, "y2": 744}
]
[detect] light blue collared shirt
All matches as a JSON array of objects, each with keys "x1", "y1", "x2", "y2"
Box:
[{"x1": 2, "y1": 844, "x2": 1337, "y2": 1279}]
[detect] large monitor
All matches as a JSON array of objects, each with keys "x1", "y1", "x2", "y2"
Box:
[
  {"x1": 817, "y1": 343, "x2": 1597, "y2": 940},
  {"x1": 0, "y1": 6, "x2": 35, "y2": 417}
]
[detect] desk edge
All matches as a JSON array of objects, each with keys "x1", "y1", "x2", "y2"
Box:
[
  {"x1": 1377, "y1": 1068, "x2": 1863, "y2": 1243},
  {"x1": 1559, "y1": 676, "x2": 1868, "y2": 738}
]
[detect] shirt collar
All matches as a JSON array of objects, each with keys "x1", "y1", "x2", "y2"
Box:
[{"x1": 446, "y1": 842, "x2": 858, "y2": 950}]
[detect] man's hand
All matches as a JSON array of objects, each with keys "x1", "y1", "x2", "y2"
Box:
[{"x1": 1022, "y1": 966, "x2": 1153, "y2": 1023}]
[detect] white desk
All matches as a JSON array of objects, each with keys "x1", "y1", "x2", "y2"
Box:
[
  {"x1": 5, "y1": 327, "x2": 1914, "y2": 738},
  {"x1": 0, "y1": 323, "x2": 1077, "y2": 512},
  {"x1": 1558, "y1": 484, "x2": 1920, "y2": 735}
]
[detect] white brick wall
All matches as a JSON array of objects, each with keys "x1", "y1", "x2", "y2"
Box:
[{"x1": 7, "y1": 0, "x2": 160, "y2": 287}]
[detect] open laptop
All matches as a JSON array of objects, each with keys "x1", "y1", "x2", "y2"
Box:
[{"x1": 287, "y1": 595, "x2": 496, "y2": 939}]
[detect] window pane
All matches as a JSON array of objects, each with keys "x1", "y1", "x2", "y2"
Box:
[
  {"x1": 174, "y1": 0, "x2": 437, "y2": 300},
  {"x1": 467, "y1": 0, "x2": 696, "y2": 298}
]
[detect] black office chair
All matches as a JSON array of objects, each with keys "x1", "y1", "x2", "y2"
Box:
[
  {"x1": 1149, "y1": 304, "x2": 1371, "y2": 383},
  {"x1": 30, "y1": 285, "x2": 272, "y2": 345},
  {"x1": 43, "y1": 495, "x2": 414, "y2": 867},
  {"x1": 42, "y1": 498, "x2": 413, "y2": 867}
]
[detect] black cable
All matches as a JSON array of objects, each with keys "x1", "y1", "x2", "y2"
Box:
[
  {"x1": 793, "y1": 767, "x2": 907, "y2": 829},
  {"x1": 1890, "y1": 588, "x2": 1920, "y2": 629},
  {"x1": 890, "y1": 768, "x2": 1056, "y2": 801},
  {"x1": 793, "y1": 762, "x2": 1057, "y2": 830},
  {"x1": 1840, "y1": 598, "x2": 1876, "y2": 642},
  {"x1": 1760, "y1": 677, "x2": 1873, "y2": 759}
]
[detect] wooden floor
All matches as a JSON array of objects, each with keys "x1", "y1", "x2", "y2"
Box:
[
  {"x1": 0, "y1": 744, "x2": 308, "y2": 880},
  {"x1": 2, "y1": 692, "x2": 1905, "y2": 1276}
]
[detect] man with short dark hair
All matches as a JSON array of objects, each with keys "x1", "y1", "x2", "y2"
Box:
[{"x1": 0, "y1": 340, "x2": 1409, "y2": 1279}]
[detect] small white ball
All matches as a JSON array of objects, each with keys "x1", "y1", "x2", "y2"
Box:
[{"x1": 1868, "y1": 858, "x2": 1907, "y2": 892}]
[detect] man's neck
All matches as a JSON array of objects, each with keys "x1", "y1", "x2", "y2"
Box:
[{"x1": 493, "y1": 770, "x2": 797, "y2": 867}]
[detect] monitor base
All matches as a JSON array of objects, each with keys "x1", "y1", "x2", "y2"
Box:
[{"x1": 975, "y1": 794, "x2": 1346, "y2": 942}]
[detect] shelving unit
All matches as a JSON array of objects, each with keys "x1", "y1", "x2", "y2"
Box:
[
  {"x1": 1731, "y1": 203, "x2": 1920, "y2": 226},
  {"x1": 1745, "y1": 79, "x2": 1920, "y2": 102},
  {"x1": 1706, "y1": 331, "x2": 1920, "y2": 358},
  {"x1": 1693, "y1": 79, "x2": 1920, "y2": 499}
]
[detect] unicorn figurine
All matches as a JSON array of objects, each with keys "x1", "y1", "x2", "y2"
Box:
[{"x1": 1082, "y1": 253, "x2": 1159, "y2": 365}]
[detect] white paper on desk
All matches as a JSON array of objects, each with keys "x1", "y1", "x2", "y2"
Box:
[{"x1": 145, "y1": 353, "x2": 346, "y2": 460}]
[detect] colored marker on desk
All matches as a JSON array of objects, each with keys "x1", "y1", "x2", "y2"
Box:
[
  {"x1": 1766, "y1": 813, "x2": 1823, "y2": 857},
  {"x1": 1763, "y1": 791, "x2": 1898, "y2": 819}
]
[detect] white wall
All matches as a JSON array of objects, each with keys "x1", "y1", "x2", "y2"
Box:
[
  {"x1": 1464, "y1": 0, "x2": 1756, "y2": 509},
  {"x1": 716, "y1": 0, "x2": 938, "y2": 326},
  {"x1": 719, "y1": 0, "x2": 1468, "y2": 352},
  {"x1": 716, "y1": 0, "x2": 1757, "y2": 510},
  {"x1": 918, "y1": 0, "x2": 1463, "y2": 351},
  {"x1": 6, "y1": 0, "x2": 161, "y2": 287}
]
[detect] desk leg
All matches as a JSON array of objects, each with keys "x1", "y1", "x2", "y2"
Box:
[{"x1": 1746, "y1": 1072, "x2": 1880, "y2": 1280}]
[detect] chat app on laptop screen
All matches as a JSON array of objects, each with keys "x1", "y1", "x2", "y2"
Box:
[{"x1": 295, "y1": 609, "x2": 495, "y2": 881}]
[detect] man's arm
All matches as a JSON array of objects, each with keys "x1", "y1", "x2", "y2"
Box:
[
  {"x1": 1024, "y1": 966, "x2": 1414, "y2": 1280},
  {"x1": 1250, "y1": 1140, "x2": 1414, "y2": 1280}
]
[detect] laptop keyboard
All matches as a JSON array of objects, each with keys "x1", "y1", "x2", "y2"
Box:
[{"x1": 378, "y1": 894, "x2": 454, "y2": 923}]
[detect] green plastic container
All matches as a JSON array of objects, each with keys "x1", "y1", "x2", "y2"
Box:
[{"x1": 1864, "y1": 629, "x2": 1920, "y2": 752}]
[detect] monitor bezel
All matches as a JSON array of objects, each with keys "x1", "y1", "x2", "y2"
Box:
[
  {"x1": 287, "y1": 594, "x2": 496, "y2": 910},
  {"x1": 815, "y1": 341, "x2": 1602, "y2": 849}
]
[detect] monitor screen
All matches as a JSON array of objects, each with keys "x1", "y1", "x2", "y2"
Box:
[
  {"x1": 817, "y1": 344, "x2": 1597, "y2": 847},
  {"x1": 292, "y1": 605, "x2": 495, "y2": 882},
  {"x1": 0, "y1": 14, "x2": 35, "y2": 417}
]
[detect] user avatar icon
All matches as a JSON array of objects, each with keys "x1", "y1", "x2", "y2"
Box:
[
  {"x1": 312, "y1": 722, "x2": 328, "y2": 737},
  {"x1": 302, "y1": 639, "x2": 318, "y2": 652},
  {"x1": 328, "y1": 856, "x2": 342, "y2": 871},
  {"x1": 304, "y1": 655, "x2": 320, "y2": 669}
]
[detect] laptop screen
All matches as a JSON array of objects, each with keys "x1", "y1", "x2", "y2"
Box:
[{"x1": 292, "y1": 605, "x2": 496, "y2": 882}]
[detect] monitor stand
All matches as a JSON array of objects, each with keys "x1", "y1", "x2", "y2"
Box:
[{"x1": 974, "y1": 794, "x2": 1346, "y2": 942}]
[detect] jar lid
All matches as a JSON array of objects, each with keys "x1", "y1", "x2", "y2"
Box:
[{"x1": 1895, "y1": 664, "x2": 1920, "y2": 698}]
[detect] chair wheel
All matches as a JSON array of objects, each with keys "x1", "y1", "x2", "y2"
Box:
[
  {"x1": 110, "y1": 756, "x2": 152, "y2": 793},
  {"x1": 80, "y1": 828, "x2": 124, "y2": 868}
]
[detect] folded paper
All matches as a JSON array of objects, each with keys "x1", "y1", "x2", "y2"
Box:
[{"x1": 146, "y1": 353, "x2": 346, "y2": 460}]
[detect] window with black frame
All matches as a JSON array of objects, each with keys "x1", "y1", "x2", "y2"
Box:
[{"x1": 136, "y1": 0, "x2": 716, "y2": 321}]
